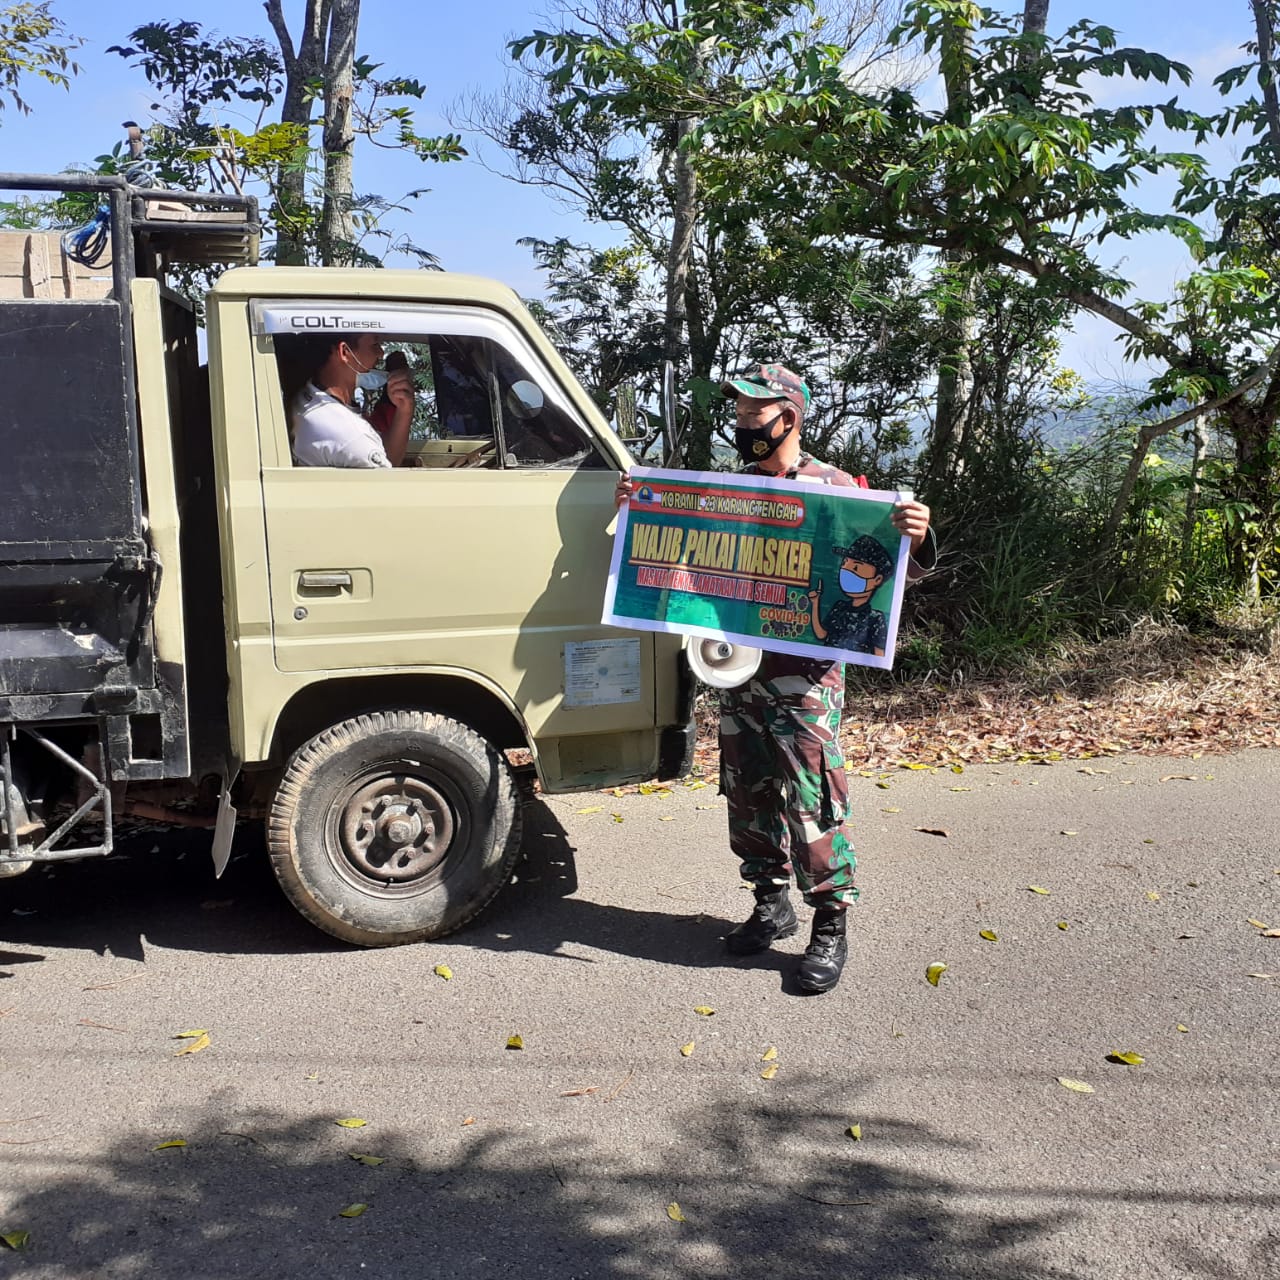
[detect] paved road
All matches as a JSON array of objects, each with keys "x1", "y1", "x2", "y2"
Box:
[{"x1": 1, "y1": 750, "x2": 1277, "y2": 1279}]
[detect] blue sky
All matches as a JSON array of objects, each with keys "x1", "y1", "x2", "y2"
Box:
[{"x1": 0, "y1": 1, "x2": 1259, "y2": 381}]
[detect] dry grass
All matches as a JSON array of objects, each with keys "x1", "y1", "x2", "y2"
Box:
[{"x1": 684, "y1": 621, "x2": 1280, "y2": 776}]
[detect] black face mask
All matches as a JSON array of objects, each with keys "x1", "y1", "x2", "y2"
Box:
[{"x1": 734, "y1": 411, "x2": 790, "y2": 464}]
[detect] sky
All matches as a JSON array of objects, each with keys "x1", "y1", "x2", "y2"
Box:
[{"x1": 0, "y1": 1, "x2": 1260, "y2": 382}]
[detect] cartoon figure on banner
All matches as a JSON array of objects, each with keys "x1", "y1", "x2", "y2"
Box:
[{"x1": 806, "y1": 534, "x2": 896, "y2": 657}]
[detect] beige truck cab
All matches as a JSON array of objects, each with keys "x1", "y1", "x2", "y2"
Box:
[
  {"x1": 0, "y1": 173, "x2": 691, "y2": 947},
  {"x1": 209, "y1": 270, "x2": 691, "y2": 943}
]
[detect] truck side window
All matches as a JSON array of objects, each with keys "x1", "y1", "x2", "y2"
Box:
[
  {"x1": 264, "y1": 305, "x2": 606, "y2": 471},
  {"x1": 421, "y1": 333, "x2": 605, "y2": 471}
]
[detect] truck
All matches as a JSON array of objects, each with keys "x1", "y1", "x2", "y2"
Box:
[{"x1": 0, "y1": 171, "x2": 693, "y2": 946}]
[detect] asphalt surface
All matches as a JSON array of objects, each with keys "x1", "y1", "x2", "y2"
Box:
[{"x1": 1, "y1": 750, "x2": 1277, "y2": 1279}]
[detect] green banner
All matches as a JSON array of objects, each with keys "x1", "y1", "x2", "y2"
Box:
[{"x1": 603, "y1": 466, "x2": 910, "y2": 670}]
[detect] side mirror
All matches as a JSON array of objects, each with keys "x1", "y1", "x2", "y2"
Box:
[{"x1": 506, "y1": 379, "x2": 545, "y2": 420}]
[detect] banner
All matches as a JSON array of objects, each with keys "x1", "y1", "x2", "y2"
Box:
[{"x1": 603, "y1": 466, "x2": 910, "y2": 671}]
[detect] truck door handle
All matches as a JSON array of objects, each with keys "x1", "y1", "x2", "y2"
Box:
[{"x1": 298, "y1": 570, "x2": 353, "y2": 590}]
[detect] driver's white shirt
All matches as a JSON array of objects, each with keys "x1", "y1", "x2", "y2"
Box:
[{"x1": 291, "y1": 382, "x2": 391, "y2": 469}]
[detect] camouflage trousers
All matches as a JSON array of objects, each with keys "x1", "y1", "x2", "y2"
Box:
[{"x1": 718, "y1": 662, "x2": 859, "y2": 909}]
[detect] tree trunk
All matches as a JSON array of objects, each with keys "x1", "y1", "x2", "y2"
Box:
[
  {"x1": 924, "y1": 14, "x2": 976, "y2": 493},
  {"x1": 1251, "y1": 1, "x2": 1280, "y2": 155},
  {"x1": 1180, "y1": 412, "x2": 1207, "y2": 574},
  {"x1": 662, "y1": 117, "x2": 697, "y2": 464},
  {"x1": 264, "y1": 0, "x2": 330, "y2": 266},
  {"x1": 319, "y1": 0, "x2": 360, "y2": 266},
  {"x1": 1021, "y1": 0, "x2": 1050, "y2": 38}
]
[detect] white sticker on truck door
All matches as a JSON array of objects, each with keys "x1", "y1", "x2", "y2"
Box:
[{"x1": 563, "y1": 639, "x2": 642, "y2": 707}]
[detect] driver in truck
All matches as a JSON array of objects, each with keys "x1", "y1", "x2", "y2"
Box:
[{"x1": 281, "y1": 331, "x2": 415, "y2": 468}]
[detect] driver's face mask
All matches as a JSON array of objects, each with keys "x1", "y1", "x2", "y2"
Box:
[{"x1": 345, "y1": 345, "x2": 388, "y2": 392}]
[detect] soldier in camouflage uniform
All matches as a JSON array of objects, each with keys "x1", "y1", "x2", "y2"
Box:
[{"x1": 617, "y1": 362, "x2": 933, "y2": 993}]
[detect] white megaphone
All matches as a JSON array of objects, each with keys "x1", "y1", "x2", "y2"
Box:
[{"x1": 686, "y1": 636, "x2": 763, "y2": 688}]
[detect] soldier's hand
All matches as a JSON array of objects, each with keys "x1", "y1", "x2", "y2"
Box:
[
  {"x1": 891, "y1": 499, "x2": 930, "y2": 552},
  {"x1": 614, "y1": 474, "x2": 634, "y2": 511}
]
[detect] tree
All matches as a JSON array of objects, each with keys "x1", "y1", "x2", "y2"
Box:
[
  {"x1": 0, "y1": 1, "x2": 80, "y2": 118},
  {"x1": 502, "y1": 0, "x2": 917, "y2": 468},
  {"x1": 111, "y1": 8, "x2": 465, "y2": 268},
  {"x1": 525, "y1": 0, "x2": 1280, "y2": 596}
]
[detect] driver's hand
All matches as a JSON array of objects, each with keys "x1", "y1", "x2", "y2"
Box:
[{"x1": 386, "y1": 367, "x2": 415, "y2": 413}]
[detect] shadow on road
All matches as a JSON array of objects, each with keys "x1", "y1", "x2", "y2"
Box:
[
  {"x1": 0, "y1": 823, "x2": 335, "y2": 963},
  {"x1": 0, "y1": 1082, "x2": 1096, "y2": 1280},
  {"x1": 2, "y1": 801, "x2": 780, "y2": 978}
]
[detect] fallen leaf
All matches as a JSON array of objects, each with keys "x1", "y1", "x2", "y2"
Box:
[
  {"x1": 174, "y1": 1032, "x2": 210, "y2": 1057},
  {"x1": 761, "y1": 1046, "x2": 778, "y2": 1062},
  {"x1": 875, "y1": 781, "x2": 891, "y2": 790},
  {"x1": 1056, "y1": 1077, "x2": 1095, "y2": 1094},
  {"x1": 1060, "y1": 830, "x2": 1078, "y2": 837},
  {"x1": 1159, "y1": 774, "x2": 1196, "y2": 782},
  {"x1": 338, "y1": 1203, "x2": 368, "y2": 1219},
  {"x1": 760, "y1": 1062, "x2": 779, "y2": 1080},
  {"x1": 1263, "y1": 929, "x2": 1280, "y2": 938},
  {"x1": 679, "y1": 1042, "x2": 695, "y2": 1057},
  {"x1": 1027, "y1": 885, "x2": 1051, "y2": 895},
  {"x1": 349, "y1": 1154, "x2": 386, "y2": 1166},
  {"x1": 304, "y1": 1071, "x2": 320, "y2": 1081},
  {"x1": 666, "y1": 1202, "x2": 686, "y2": 1223},
  {"x1": 0, "y1": 1231, "x2": 29, "y2": 1250},
  {"x1": 950, "y1": 764, "x2": 964, "y2": 774},
  {"x1": 1246, "y1": 918, "x2": 1271, "y2": 930},
  {"x1": 506, "y1": 1034, "x2": 525, "y2": 1050},
  {"x1": 575, "y1": 806, "x2": 603, "y2": 815},
  {"x1": 1106, "y1": 1051, "x2": 1145, "y2": 1066},
  {"x1": 915, "y1": 827, "x2": 949, "y2": 838},
  {"x1": 925, "y1": 962, "x2": 947, "y2": 987},
  {"x1": 461, "y1": 1116, "x2": 476, "y2": 1126},
  {"x1": 153, "y1": 1138, "x2": 187, "y2": 1150},
  {"x1": 1056, "y1": 921, "x2": 1069, "y2": 931},
  {"x1": 335, "y1": 1118, "x2": 368, "y2": 1129},
  {"x1": 881, "y1": 807, "x2": 902, "y2": 813},
  {"x1": 610, "y1": 814, "x2": 623, "y2": 823},
  {"x1": 659, "y1": 816, "x2": 674, "y2": 822},
  {"x1": 686, "y1": 780, "x2": 708, "y2": 791},
  {"x1": 1176, "y1": 1024, "x2": 1189, "y2": 1033},
  {"x1": 978, "y1": 930, "x2": 998, "y2": 942},
  {"x1": 1246, "y1": 972, "x2": 1274, "y2": 980},
  {"x1": 1146, "y1": 891, "x2": 1161, "y2": 902},
  {"x1": 950, "y1": 786, "x2": 972, "y2": 793},
  {"x1": 433, "y1": 964, "x2": 453, "y2": 981},
  {"x1": 173, "y1": 1029, "x2": 208, "y2": 1038},
  {"x1": 901, "y1": 762, "x2": 932, "y2": 771},
  {"x1": 695, "y1": 804, "x2": 713, "y2": 811},
  {"x1": 846, "y1": 1123, "x2": 863, "y2": 1140},
  {"x1": 559, "y1": 1086, "x2": 599, "y2": 1097},
  {"x1": 693, "y1": 1006, "x2": 715, "y2": 1017}
]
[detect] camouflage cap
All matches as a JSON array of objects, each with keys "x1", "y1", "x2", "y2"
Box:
[
  {"x1": 721, "y1": 362, "x2": 811, "y2": 412},
  {"x1": 832, "y1": 534, "x2": 894, "y2": 581}
]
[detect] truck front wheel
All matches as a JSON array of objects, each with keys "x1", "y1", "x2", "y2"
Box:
[{"x1": 266, "y1": 710, "x2": 522, "y2": 946}]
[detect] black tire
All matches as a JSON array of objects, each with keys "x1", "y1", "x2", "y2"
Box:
[{"x1": 266, "y1": 710, "x2": 522, "y2": 947}]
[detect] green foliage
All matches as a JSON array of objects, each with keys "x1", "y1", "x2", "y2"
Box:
[
  {"x1": 0, "y1": 1, "x2": 81, "y2": 118},
  {"x1": 108, "y1": 18, "x2": 463, "y2": 269}
]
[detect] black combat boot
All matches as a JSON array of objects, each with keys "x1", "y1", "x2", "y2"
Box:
[
  {"x1": 796, "y1": 906, "x2": 847, "y2": 993},
  {"x1": 725, "y1": 884, "x2": 798, "y2": 955}
]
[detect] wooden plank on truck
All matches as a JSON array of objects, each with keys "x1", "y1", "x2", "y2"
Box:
[{"x1": 0, "y1": 230, "x2": 112, "y2": 300}]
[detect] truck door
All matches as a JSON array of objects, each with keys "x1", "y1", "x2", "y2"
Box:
[{"x1": 249, "y1": 300, "x2": 655, "y2": 750}]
